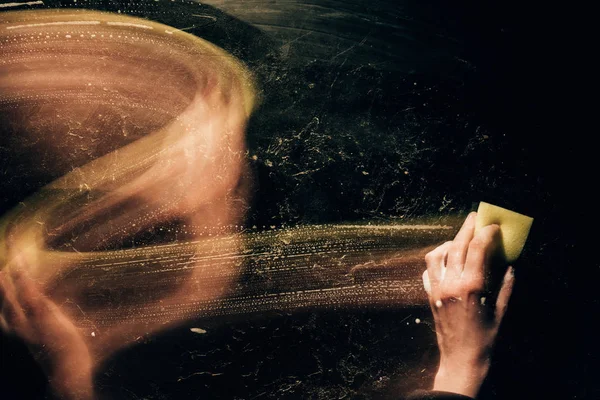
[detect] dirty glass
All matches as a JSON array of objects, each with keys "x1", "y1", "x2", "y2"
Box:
[{"x1": 0, "y1": 1, "x2": 590, "y2": 400}]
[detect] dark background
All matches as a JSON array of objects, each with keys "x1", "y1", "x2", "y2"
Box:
[{"x1": 1, "y1": 1, "x2": 592, "y2": 399}]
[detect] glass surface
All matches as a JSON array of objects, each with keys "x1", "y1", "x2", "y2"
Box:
[{"x1": 0, "y1": 1, "x2": 588, "y2": 400}]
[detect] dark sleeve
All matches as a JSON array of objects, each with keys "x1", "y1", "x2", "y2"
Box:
[{"x1": 404, "y1": 390, "x2": 474, "y2": 400}]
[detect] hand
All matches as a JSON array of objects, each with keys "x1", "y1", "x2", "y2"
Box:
[
  {"x1": 422, "y1": 212, "x2": 515, "y2": 398},
  {"x1": 0, "y1": 259, "x2": 94, "y2": 400}
]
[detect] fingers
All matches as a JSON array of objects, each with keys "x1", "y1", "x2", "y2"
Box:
[
  {"x1": 495, "y1": 266, "x2": 515, "y2": 326},
  {"x1": 13, "y1": 269, "x2": 49, "y2": 318},
  {"x1": 423, "y1": 212, "x2": 513, "y2": 316},
  {"x1": 0, "y1": 269, "x2": 27, "y2": 334},
  {"x1": 462, "y1": 224, "x2": 501, "y2": 292},
  {"x1": 423, "y1": 213, "x2": 506, "y2": 308},
  {"x1": 424, "y1": 241, "x2": 452, "y2": 305},
  {"x1": 0, "y1": 271, "x2": 9, "y2": 332},
  {"x1": 445, "y1": 212, "x2": 476, "y2": 280},
  {"x1": 0, "y1": 259, "x2": 49, "y2": 338}
]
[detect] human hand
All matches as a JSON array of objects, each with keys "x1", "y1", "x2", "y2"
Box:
[
  {"x1": 422, "y1": 212, "x2": 515, "y2": 398},
  {"x1": 0, "y1": 260, "x2": 93, "y2": 400}
]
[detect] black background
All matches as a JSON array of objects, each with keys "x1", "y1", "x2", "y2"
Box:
[{"x1": 0, "y1": 1, "x2": 593, "y2": 399}]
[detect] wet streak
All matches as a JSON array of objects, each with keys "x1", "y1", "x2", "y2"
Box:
[{"x1": 53, "y1": 223, "x2": 455, "y2": 327}]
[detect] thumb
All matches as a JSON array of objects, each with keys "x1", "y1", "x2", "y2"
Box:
[{"x1": 422, "y1": 270, "x2": 432, "y2": 296}]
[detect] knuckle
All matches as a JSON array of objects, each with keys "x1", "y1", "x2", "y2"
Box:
[
  {"x1": 424, "y1": 251, "x2": 435, "y2": 263},
  {"x1": 448, "y1": 248, "x2": 464, "y2": 261},
  {"x1": 486, "y1": 223, "x2": 501, "y2": 235},
  {"x1": 477, "y1": 224, "x2": 501, "y2": 241},
  {"x1": 20, "y1": 295, "x2": 46, "y2": 317},
  {"x1": 463, "y1": 275, "x2": 485, "y2": 294},
  {"x1": 453, "y1": 236, "x2": 470, "y2": 248},
  {"x1": 425, "y1": 249, "x2": 442, "y2": 264},
  {"x1": 468, "y1": 237, "x2": 487, "y2": 252},
  {"x1": 425, "y1": 241, "x2": 452, "y2": 263},
  {"x1": 439, "y1": 282, "x2": 457, "y2": 299}
]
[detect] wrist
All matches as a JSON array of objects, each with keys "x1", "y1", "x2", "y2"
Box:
[
  {"x1": 433, "y1": 360, "x2": 490, "y2": 398},
  {"x1": 47, "y1": 354, "x2": 94, "y2": 400}
]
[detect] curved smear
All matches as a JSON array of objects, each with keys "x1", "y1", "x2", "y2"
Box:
[
  {"x1": 0, "y1": 9, "x2": 256, "y2": 357},
  {"x1": 0, "y1": 10, "x2": 456, "y2": 360}
]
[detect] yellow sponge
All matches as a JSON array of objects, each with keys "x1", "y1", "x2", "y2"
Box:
[{"x1": 475, "y1": 202, "x2": 534, "y2": 263}]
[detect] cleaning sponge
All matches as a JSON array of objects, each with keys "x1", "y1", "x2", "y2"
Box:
[{"x1": 475, "y1": 202, "x2": 534, "y2": 263}]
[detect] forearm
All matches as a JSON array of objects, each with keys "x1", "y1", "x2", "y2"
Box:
[
  {"x1": 47, "y1": 365, "x2": 94, "y2": 400},
  {"x1": 420, "y1": 213, "x2": 517, "y2": 400},
  {"x1": 406, "y1": 389, "x2": 475, "y2": 399},
  {"x1": 432, "y1": 361, "x2": 489, "y2": 398},
  {"x1": 42, "y1": 348, "x2": 94, "y2": 400},
  {"x1": 49, "y1": 377, "x2": 94, "y2": 400}
]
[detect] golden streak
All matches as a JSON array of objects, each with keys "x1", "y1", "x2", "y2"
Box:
[{"x1": 0, "y1": 10, "x2": 456, "y2": 360}]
